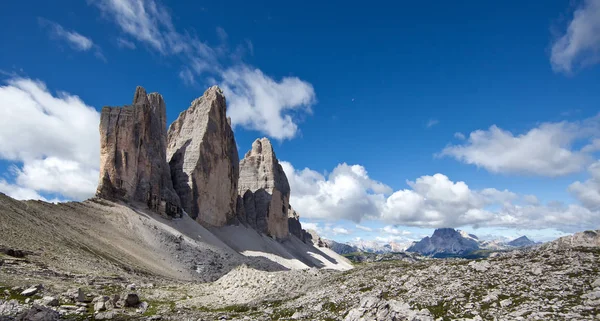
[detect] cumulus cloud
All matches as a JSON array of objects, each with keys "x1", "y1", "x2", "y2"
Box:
[
  {"x1": 0, "y1": 179, "x2": 50, "y2": 202},
  {"x1": 569, "y1": 161, "x2": 600, "y2": 211},
  {"x1": 0, "y1": 77, "x2": 100, "y2": 201},
  {"x1": 551, "y1": 0, "x2": 600, "y2": 73},
  {"x1": 221, "y1": 67, "x2": 316, "y2": 140},
  {"x1": 284, "y1": 160, "x2": 600, "y2": 233},
  {"x1": 93, "y1": 0, "x2": 315, "y2": 140},
  {"x1": 282, "y1": 162, "x2": 390, "y2": 222},
  {"x1": 440, "y1": 118, "x2": 599, "y2": 176}
]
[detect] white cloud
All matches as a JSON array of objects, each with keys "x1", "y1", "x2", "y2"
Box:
[
  {"x1": 301, "y1": 222, "x2": 320, "y2": 233},
  {"x1": 284, "y1": 160, "x2": 600, "y2": 233},
  {"x1": 381, "y1": 226, "x2": 411, "y2": 235},
  {"x1": 440, "y1": 119, "x2": 598, "y2": 176},
  {"x1": 38, "y1": 18, "x2": 105, "y2": 61},
  {"x1": 282, "y1": 162, "x2": 390, "y2": 222},
  {"x1": 550, "y1": 0, "x2": 600, "y2": 73},
  {"x1": 220, "y1": 66, "x2": 316, "y2": 140},
  {"x1": 117, "y1": 37, "x2": 136, "y2": 49},
  {"x1": 13, "y1": 157, "x2": 98, "y2": 200},
  {"x1": 39, "y1": 18, "x2": 93, "y2": 51},
  {"x1": 179, "y1": 68, "x2": 195, "y2": 86},
  {"x1": 569, "y1": 161, "x2": 600, "y2": 211},
  {"x1": 332, "y1": 227, "x2": 351, "y2": 235},
  {"x1": 355, "y1": 224, "x2": 373, "y2": 232},
  {"x1": 523, "y1": 194, "x2": 540, "y2": 205},
  {"x1": 426, "y1": 119, "x2": 439, "y2": 128},
  {"x1": 0, "y1": 179, "x2": 50, "y2": 201},
  {"x1": 0, "y1": 78, "x2": 100, "y2": 201},
  {"x1": 93, "y1": 0, "x2": 315, "y2": 140},
  {"x1": 454, "y1": 132, "x2": 466, "y2": 140}
]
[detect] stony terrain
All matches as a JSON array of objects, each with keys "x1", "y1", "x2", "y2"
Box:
[{"x1": 1, "y1": 217, "x2": 599, "y2": 320}]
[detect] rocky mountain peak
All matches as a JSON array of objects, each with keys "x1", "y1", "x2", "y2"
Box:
[
  {"x1": 237, "y1": 137, "x2": 291, "y2": 239},
  {"x1": 96, "y1": 86, "x2": 181, "y2": 216},
  {"x1": 408, "y1": 228, "x2": 479, "y2": 257},
  {"x1": 133, "y1": 86, "x2": 149, "y2": 105},
  {"x1": 166, "y1": 85, "x2": 239, "y2": 226},
  {"x1": 507, "y1": 235, "x2": 535, "y2": 247}
]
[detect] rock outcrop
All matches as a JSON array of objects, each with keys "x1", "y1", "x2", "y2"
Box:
[
  {"x1": 288, "y1": 205, "x2": 311, "y2": 243},
  {"x1": 166, "y1": 86, "x2": 239, "y2": 226},
  {"x1": 96, "y1": 87, "x2": 181, "y2": 216},
  {"x1": 238, "y1": 138, "x2": 290, "y2": 239}
]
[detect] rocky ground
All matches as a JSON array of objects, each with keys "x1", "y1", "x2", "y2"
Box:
[
  {"x1": 2, "y1": 239, "x2": 600, "y2": 320},
  {"x1": 1, "y1": 193, "x2": 599, "y2": 320}
]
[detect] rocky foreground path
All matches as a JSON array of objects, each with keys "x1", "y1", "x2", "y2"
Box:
[{"x1": 1, "y1": 244, "x2": 599, "y2": 320}]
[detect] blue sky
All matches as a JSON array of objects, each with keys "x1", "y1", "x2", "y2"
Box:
[{"x1": 0, "y1": 0, "x2": 599, "y2": 244}]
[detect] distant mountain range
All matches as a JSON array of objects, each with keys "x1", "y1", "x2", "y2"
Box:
[
  {"x1": 323, "y1": 239, "x2": 414, "y2": 255},
  {"x1": 325, "y1": 228, "x2": 539, "y2": 257}
]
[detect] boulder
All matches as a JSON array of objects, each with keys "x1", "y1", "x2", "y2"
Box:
[
  {"x1": 20, "y1": 285, "x2": 42, "y2": 297},
  {"x1": 124, "y1": 293, "x2": 140, "y2": 307},
  {"x1": 238, "y1": 138, "x2": 291, "y2": 239},
  {"x1": 167, "y1": 86, "x2": 239, "y2": 226},
  {"x1": 36, "y1": 297, "x2": 58, "y2": 307},
  {"x1": 96, "y1": 86, "x2": 181, "y2": 217},
  {"x1": 16, "y1": 305, "x2": 60, "y2": 321}
]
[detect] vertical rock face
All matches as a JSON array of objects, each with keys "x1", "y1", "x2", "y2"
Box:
[
  {"x1": 166, "y1": 86, "x2": 239, "y2": 227},
  {"x1": 96, "y1": 87, "x2": 181, "y2": 216},
  {"x1": 238, "y1": 138, "x2": 290, "y2": 239},
  {"x1": 287, "y1": 205, "x2": 311, "y2": 242}
]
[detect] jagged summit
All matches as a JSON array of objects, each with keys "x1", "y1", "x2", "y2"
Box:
[
  {"x1": 407, "y1": 228, "x2": 479, "y2": 256},
  {"x1": 166, "y1": 85, "x2": 239, "y2": 226},
  {"x1": 96, "y1": 86, "x2": 181, "y2": 216},
  {"x1": 237, "y1": 137, "x2": 291, "y2": 239}
]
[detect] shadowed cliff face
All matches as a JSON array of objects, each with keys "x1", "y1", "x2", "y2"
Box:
[
  {"x1": 166, "y1": 86, "x2": 239, "y2": 226},
  {"x1": 238, "y1": 138, "x2": 291, "y2": 239},
  {"x1": 96, "y1": 86, "x2": 181, "y2": 216}
]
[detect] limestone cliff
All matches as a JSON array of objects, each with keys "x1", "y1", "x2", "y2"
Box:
[
  {"x1": 96, "y1": 86, "x2": 181, "y2": 216},
  {"x1": 167, "y1": 86, "x2": 239, "y2": 226},
  {"x1": 288, "y1": 205, "x2": 311, "y2": 243},
  {"x1": 238, "y1": 138, "x2": 290, "y2": 239}
]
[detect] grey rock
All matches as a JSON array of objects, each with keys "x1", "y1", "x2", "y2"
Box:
[
  {"x1": 500, "y1": 299, "x2": 512, "y2": 307},
  {"x1": 0, "y1": 299, "x2": 26, "y2": 317},
  {"x1": 137, "y1": 301, "x2": 149, "y2": 314},
  {"x1": 37, "y1": 297, "x2": 58, "y2": 307},
  {"x1": 468, "y1": 260, "x2": 491, "y2": 272},
  {"x1": 238, "y1": 138, "x2": 290, "y2": 239},
  {"x1": 167, "y1": 86, "x2": 239, "y2": 226},
  {"x1": 96, "y1": 86, "x2": 181, "y2": 217},
  {"x1": 16, "y1": 304, "x2": 60, "y2": 321},
  {"x1": 95, "y1": 311, "x2": 118, "y2": 320},
  {"x1": 20, "y1": 286, "x2": 40, "y2": 297},
  {"x1": 124, "y1": 293, "x2": 140, "y2": 307},
  {"x1": 287, "y1": 205, "x2": 311, "y2": 242}
]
